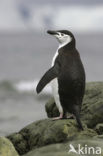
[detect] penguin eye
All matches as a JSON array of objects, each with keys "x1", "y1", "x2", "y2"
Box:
[{"x1": 61, "y1": 33, "x2": 64, "y2": 36}]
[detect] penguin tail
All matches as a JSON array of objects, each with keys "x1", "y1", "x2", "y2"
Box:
[{"x1": 74, "y1": 109, "x2": 83, "y2": 130}]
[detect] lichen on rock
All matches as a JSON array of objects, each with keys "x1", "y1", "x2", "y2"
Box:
[
  {"x1": 7, "y1": 119, "x2": 97, "y2": 155},
  {"x1": 0, "y1": 137, "x2": 19, "y2": 156},
  {"x1": 7, "y1": 82, "x2": 103, "y2": 156},
  {"x1": 45, "y1": 82, "x2": 103, "y2": 129}
]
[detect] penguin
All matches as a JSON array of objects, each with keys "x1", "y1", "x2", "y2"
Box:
[{"x1": 36, "y1": 30, "x2": 85, "y2": 130}]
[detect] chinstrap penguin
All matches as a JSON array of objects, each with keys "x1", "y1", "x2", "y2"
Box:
[{"x1": 36, "y1": 30, "x2": 85, "y2": 130}]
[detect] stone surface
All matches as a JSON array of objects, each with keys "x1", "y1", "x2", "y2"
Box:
[
  {"x1": 0, "y1": 137, "x2": 19, "y2": 156},
  {"x1": 7, "y1": 119, "x2": 97, "y2": 155},
  {"x1": 45, "y1": 98, "x2": 59, "y2": 118},
  {"x1": 23, "y1": 139, "x2": 103, "y2": 156},
  {"x1": 82, "y1": 82, "x2": 103, "y2": 128},
  {"x1": 95, "y1": 123, "x2": 103, "y2": 135},
  {"x1": 7, "y1": 82, "x2": 103, "y2": 156},
  {"x1": 45, "y1": 82, "x2": 103, "y2": 128}
]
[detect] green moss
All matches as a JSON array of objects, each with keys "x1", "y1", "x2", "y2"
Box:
[
  {"x1": 7, "y1": 82, "x2": 103, "y2": 156},
  {"x1": 95, "y1": 123, "x2": 103, "y2": 135},
  {"x1": 0, "y1": 137, "x2": 19, "y2": 156},
  {"x1": 45, "y1": 82, "x2": 103, "y2": 129},
  {"x1": 23, "y1": 139, "x2": 103, "y2": 156}
]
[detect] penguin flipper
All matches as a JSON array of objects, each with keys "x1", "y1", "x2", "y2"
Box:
[{"x1": 36, "y1": 64, "x2": 59, "y2": 94}]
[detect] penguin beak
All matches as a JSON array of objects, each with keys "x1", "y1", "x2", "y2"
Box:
[{"x1": 47, "y1": 30, "x2": 58, "y2": 36}]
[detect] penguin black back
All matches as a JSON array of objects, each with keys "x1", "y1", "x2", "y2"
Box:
[{"x1": 57, "y1": 46, "x2": 85, "y2": 130}]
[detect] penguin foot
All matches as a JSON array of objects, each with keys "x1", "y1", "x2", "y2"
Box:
[
  {"x1": 52, "y1": 113, "x2": 63, "y2": 120},
  {"x1": 66, "y1": 114, "x2": 75, "y2": 119}
]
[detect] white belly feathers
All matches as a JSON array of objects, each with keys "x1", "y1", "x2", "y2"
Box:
[{"x1": 51, "y1": 49, "x2": 63, "y2": 114}]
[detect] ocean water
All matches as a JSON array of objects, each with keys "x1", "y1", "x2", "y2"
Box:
[{"x1": 0, "y1": 32, "x2": 103, "y2": 136}]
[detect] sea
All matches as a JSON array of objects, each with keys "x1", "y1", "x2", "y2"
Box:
[{"x1": 0, "y1": 31, "x2": 103, "y2": 136}]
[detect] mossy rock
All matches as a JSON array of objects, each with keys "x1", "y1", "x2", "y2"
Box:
[
  {"x1": 23, "y1": 139, "x2": 103, "y2": 156},
  {"x1": 82, "y1": 82, "x2": 103, "y2": 128},
  {"x1": 0, "y1": 137, "x2": 19, "y2": 156},
  {"x1": 7, "y1": 82, "x2": 103, "y2": 156},
  {"x1": 95, "y1": 123, "x2": 103, "y2": 135},
  {"x1": 8, "y1": 119, "x2": 97, "y2": 155},
  {"x1": 7, "y1": 133, "x2": 28, "y2": 155},
  {"x1": 45, "y1": 82, "x2": 103, "y2": 128}
]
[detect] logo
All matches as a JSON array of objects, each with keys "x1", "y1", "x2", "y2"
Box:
[{"x1": 68, "y1": 144, "x2": 101, "y2": 155}]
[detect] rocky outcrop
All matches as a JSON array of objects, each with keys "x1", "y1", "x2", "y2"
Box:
[
  {"x1": 23, "y1": 139, "x2": 103, "y2": 156},
  {"x1": 0, "y1": 137, "x2": 19, "y2": 156},
  {"x1": 45, "y1": 82, "x2": 103, "y2": 128},
  {"x1": 95, "y1": 123, "x2": 103, "y2": 135},
  {"x1": 7, "y1": 82, "x2": 103, "y2": 156},
  {"x1": 7, "y1": 119, "x2": 97, "y2": 155}
]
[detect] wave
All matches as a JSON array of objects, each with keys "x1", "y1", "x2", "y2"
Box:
[
  {"x1": 15, "y1": 80, "x2": 52, "y2": 94},
  {"x1": 0, "y1": 80, "x2": 52, "y2": 95}
]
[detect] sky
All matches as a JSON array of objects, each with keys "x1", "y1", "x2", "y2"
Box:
[
  {"x1": 0, "y1": 0, "x2": 103, "y2": 33},
  {"x1": 20, "y1": 0, "x2": 103, "y2": 5}
]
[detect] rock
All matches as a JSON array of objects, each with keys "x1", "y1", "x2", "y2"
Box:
[
  {"x1": 23, "y1": 142, "x2": 79, "y2": 156},
  {"x1": 7, "y1": 119, "x2": 97, "y2": 155},
  {"x1": 7, "y1": 82, "x2": 103, "y2": 156},
  {"x1": 45, "y1": 98, "x2": 59, "y2": 118},
  {"x1": 93, "y1": 135, "x2": 103, "y2": 139},
  {"x1": 45, "y1": 82, "x2": 103, "y2": 128},
  {"x1": 7, "y1": 133, "x2": 28, "y2": 155},
  {"x1": 23, "y1": 139, "x2": 103, "y2": 156},
  {"x1": 95, "y1": 123, "x2": 103, "y2": 135},
  {"x1": 82, "y1": 82, "x2": 103, "y2": 128},
  {"x1": 0, "y1": 137, "x2": 19, "y2": 156}
]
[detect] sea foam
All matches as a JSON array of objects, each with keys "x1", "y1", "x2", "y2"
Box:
[{"x1": 14, "y1": 80, "x2": 51, "y2": 94}]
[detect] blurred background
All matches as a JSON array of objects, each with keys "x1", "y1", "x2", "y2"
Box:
[{"x1": 0, "y1": 0, "x2": 103, "y2": 136}]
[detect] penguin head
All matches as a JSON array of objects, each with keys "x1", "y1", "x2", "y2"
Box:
[{"x1": 47, "y1": 30, "x2": 75, "y2": 46}]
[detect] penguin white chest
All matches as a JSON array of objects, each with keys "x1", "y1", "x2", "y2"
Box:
[{"x1": 51, "y1": 50, "x2": 63, "y2": 114}]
